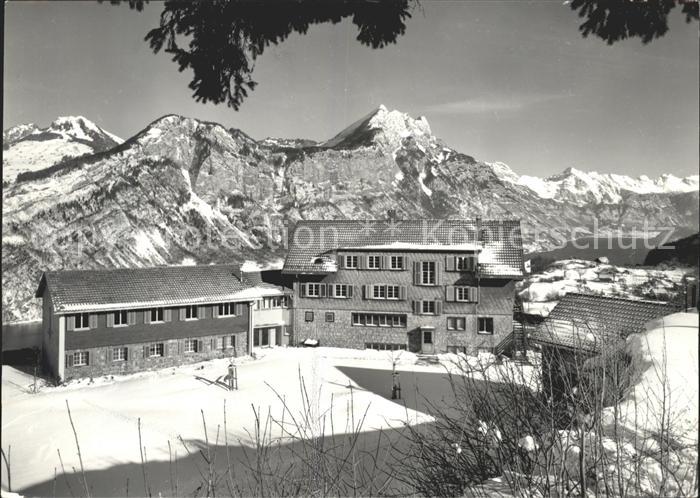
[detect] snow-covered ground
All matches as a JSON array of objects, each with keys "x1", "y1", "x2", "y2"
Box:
[
  {"x1": 519, "y1": 259, "x2": 694, "y2": 316},
  {"x1": 0, "y1": 347, "x2": 535, "y2": 492}
]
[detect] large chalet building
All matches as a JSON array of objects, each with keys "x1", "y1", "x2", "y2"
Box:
[
  {"x1": 36, "y1": 217, "x2": 526, "y2": 380},
  {"x1": 282, "y1": 218, "x2": 526, "y2": 354}
]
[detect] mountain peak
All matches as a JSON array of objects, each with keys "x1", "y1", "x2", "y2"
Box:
[{"x1": 322, "y1": 105, "x2": 432, "y2": 150}]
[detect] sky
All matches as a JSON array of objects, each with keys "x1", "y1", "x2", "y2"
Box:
[{"x1": 3, "y1": 1, "x2": 699, "y2": 178}]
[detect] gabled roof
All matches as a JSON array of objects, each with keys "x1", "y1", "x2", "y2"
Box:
[
  {"x1": 529, "y1": 293, "x2": 680, "y2": 352},
  {"x1": 36, "y1": 265, "x2": 266, "y2": 314},
  {"x1": 282, "y1": 219, "x2": 525, "y2": 277}
]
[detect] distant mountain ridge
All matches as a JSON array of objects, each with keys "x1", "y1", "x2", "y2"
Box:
[
  {"x1": 3, "y1": 116, "x2": 123, "y2": 183},
  {"x1": 2, "y1": 106, "x2": 698, "y2": 321}
]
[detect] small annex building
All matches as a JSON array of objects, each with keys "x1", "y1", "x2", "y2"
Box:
[{"x1": 36, "y1": 265, "x2": 292, "y2": 381}]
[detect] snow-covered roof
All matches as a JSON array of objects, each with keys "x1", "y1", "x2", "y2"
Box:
[
  {"x1": 283, "y1": 219, "x2": 525, "y2": 277},
  {"x1": 530, "y1": 293, "x2": 680, "y2": 352},
  {"x1": 36, "y1": 265, "x2": 291, "y2": 314}
]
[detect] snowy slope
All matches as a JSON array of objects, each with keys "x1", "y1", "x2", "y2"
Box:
[{"x1": 2, "y1": 116, "x2": 123, "y2": 182}]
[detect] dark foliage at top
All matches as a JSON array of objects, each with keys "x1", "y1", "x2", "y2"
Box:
[
  {"x1": 108, "y1": 0, "x2": 412, "y2": 109},
  {"x1": 570, "y1": 0, "x2": 698, "y2": 44},
  {"x1": 106, "y1": 0, "x2": 697, "y2": 110}
]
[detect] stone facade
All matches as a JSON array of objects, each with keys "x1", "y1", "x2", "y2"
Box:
[
  {"x1": 290, "y1": 250, "x2": 517, "y2": 353},
  {"x1": 64, "y1": 332, "x2": 246, "y2": 380}
]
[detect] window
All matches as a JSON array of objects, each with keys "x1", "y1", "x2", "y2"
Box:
[
  {"x1": 456, "y1": 287, "x2": 478, "y2": 302},
  {"x1": 421, "y1": 261, "x2": 436, "y2": 285},
  {"x1": 423, "y1": 331, "x2": 433, "y2": 344},
  {"x1": 112, "y1": 347, "x2": 128, "y2": 362},
  {"x1": 390, "y1": 256, "x2": 404, "y2": 270},
  {"x1": 333, "y1": 284, "x2": 349, "y2": 298},
  {"x1": 150, "y1": 308, "x2": 164, "y2": 323},
  {"x1": 218, "y1": 302, "x2": 237, "y2": 317},
  {"x1": 305, "y1": 311, "x2": 314, "y2": 322},
  {"x1": 456, "y1": 256, "x2": 476, "y2": 271},
  {"x1": 386, "y1": 285, "x2": 400, "y2": 300},
  {"x1": 74, "y1": 313, "x2": 90, "y2": 330},
  {"x1": 447, "y1": 345, "x2": 467, "y2": 354},
  {"x1": 306, "y1": 283, "x2": 321, "y2": 297},
  {"x1": 217, "y1": 335, "x2": 236, "y2": 349},
  {"x1": 447, "y1": 317, "x2": 466, "y2": 331},
  {"x1": 367, "y1": 255, "x2": 381, "y2": 269},
  {"x1": 372, "y1": 285, "x2": 386, "y2": 299},
  {"x1": 351, "y1": 313, "x2": 407, "y2": 328},
  {"x1": 73, "y1": 351, "x2": 89, "y2": 367},
  {"x1": 478, "y1": 317, "x2": 494, "y2": 335},
  {"x1": 114, "y1": 310, "x2": 128, "y2": 326},
  {"x1": 422, "y1": 300, "x2": 436, "y2": 315},
  {"x1": 185, "y1": 305, "x2": 198, "y2": 320},
  {"x1": 148, "y1": 343, "x2": 164, "y2": 357},
  {"x1": 345, "y1": 255, "x2": 358, "y2": 269},
  {"x1": 325, "y1": 312, "x2": 335, "y2": 323},
  {"x1": 184, "y1": 339, "x2": 199, "y2": 353}
]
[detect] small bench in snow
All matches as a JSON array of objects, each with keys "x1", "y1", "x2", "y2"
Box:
[{"x1": 302, "y1": 338, "x2": 319, "y2": 347}]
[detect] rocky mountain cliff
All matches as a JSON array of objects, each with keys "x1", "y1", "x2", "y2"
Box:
[{"x1": 2, "y1": 105, "x2": 698, "y2": 321}]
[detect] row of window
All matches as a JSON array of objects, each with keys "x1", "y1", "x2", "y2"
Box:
[
  {"x1": 67, "y1": 336, "x2": 238, "y2": 367},
  {"x1": 68, "y1": 303, "x2": 246, "y2": 331},
  {"x1": 253, "y1": 296, "x2": 290, "y2": 310},
  {"x1": 365, "y1": 343, "x2": 407, "y2": 351},
  {"x1": 340, "y1": 255, "x2": 478, "y2": 272},
  {"x1": 300, "y1": 283, "x2": 478, "y2": 303},
  {"x1": 352, "y1": 313, "x2": 408, "y2": 328},
  {"x1": 302, "y1": 310, "x2": 494, "y2": 334}
]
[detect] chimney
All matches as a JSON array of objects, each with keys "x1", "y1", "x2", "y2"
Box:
[
  {"x1": 475, "y1": 216, "x2": 482, "y2": 243},
  {"x1": 387, "y1": 209, "x2": 397, "y2": 222}
]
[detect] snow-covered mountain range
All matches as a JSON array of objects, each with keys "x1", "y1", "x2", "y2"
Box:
[
  {"x1": 2, "y1": 116, "x2": 122, "y2": 183},
  {"x1": 2, "y1": 105, "x2": 698, "y2": 321},
  {"x1": 491, "y1": 162, "x2": 699, "y2": 206}
]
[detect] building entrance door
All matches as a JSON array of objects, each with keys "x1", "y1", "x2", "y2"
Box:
[{"x1": 421, "y1": 328, "x2": 435, "y2": 354}]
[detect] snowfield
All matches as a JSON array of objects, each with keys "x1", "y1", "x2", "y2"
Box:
[
  {"x1": 518, "y1": 259, "x2": 694, "y2": 316},
  {"x1": 1, "y1": 347, "x2": 535, "y2": 493}
]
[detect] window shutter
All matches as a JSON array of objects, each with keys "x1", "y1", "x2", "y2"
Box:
[
  {"x1": 362, "y1": 285, "x2": 368, "y2": 300},
  {"x1": 179, "y1": 308, "x2": 186, "y2": 320},
  {"x1": 446, "y1": 256, "x2": 456, "y2": 272},
  {"x1": 198, "y1": 306, "x2": 206, "y2": 319},
  {"x1": 66, "y1": 316, "x2": 75, "y2": 332},
  {"x1": 300, "y1": 283, "x2": 307, "y2": 298},
  {"x1": 413, "y1": 262, "x2": 421, "y2": 285},
  {"x1": 164, "y1": 309, "x2": 172, "y2": 322},
  {"x1": 144, "y1": 311, "x2": 151, "y2": 324},
  {"x1": 435, "y1": 300, "x2": 443, "y2": 315},
  {"x1": 469, "y1": 287, "x2": 479, "y2": 302},
  {"x1": 339, "y1": 255, "x2": 346, "y2": 269},
  {"x1": 211, "y1": 338, "x2": 216, "y2": 350},
  {"x1": 446, "y1": 286, "x2": 456, "y2": 302},
  {"x1": 382, "y1": 255, "x2": 390, "y2": 270},
  {"x1": 197, "y1": 340, "x2": 204, "y2": 352},
  {"x1": 399, "y1": 286, "x2": 407, "y2": 301},
  {"x1": 89, "y1": 314, "x2": 98, "y2": 329},
  {"x1": 65, "y1": 354, "x2": 73, "y2": 367},
  {"x1": 128, "y1": 311, "x2": 136, "y2": 326},
  {"x1": 412, "y1": 300, "x2": 421, "y2": 314},
  {"x1": 85, "y1": 352, "x2": 90, "y2": 366},
  {"x1": 347, "y1": 285, "x2": 354, "y2": 298},
  {"x1": 359, "y1": 255, "x2": 366, "y2": 270},
  {"x1": 319, "y1": 284, "x2": 327, "y2": 297},
  {"x1": 106, "y1": 313, "x2": 114, "y2": 328},
  {"x1": 143, "y1": 345, "x2": 148, "y2": 358},
  {"x1": 213, "y1": 305, "x2": 219, "y2": 318},
  {"x1": 435, "y1": 261, "x2": 441, "y2": 285},
  {"x1": 328, "y1": 285, "x2": 335, "y2": 298}
]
